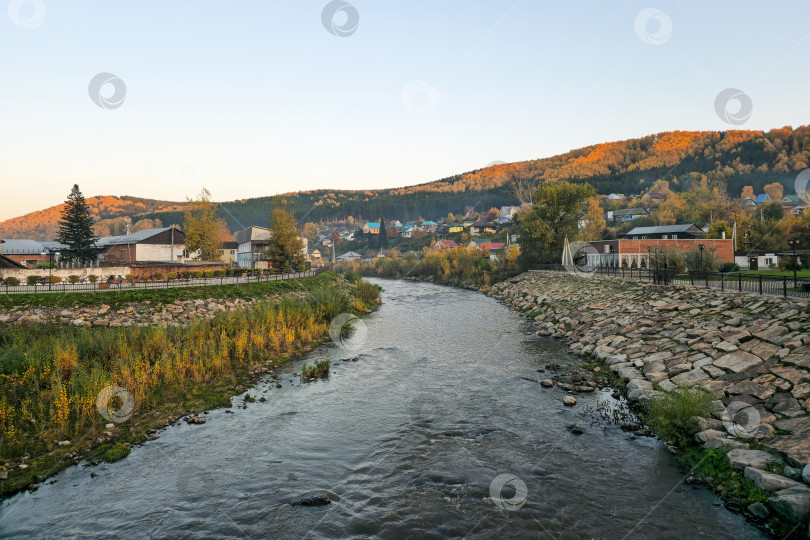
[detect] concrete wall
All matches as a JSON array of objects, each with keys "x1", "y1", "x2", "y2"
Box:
[{"x1": 0, "y1": 266, "x2": 132, "y2": 281}]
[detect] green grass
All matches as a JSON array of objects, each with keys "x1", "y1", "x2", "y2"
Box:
[
  {"x1": 301, "y1": 360, "x2": 331, "y2": 379},
  {"x1": 642, "y1": 388, "x2": 714, "y2": 448},
  {"x1": 739, "y1": 269, "x2": 810, "y2": 277},
  {"x1": 0, "y1": 271, "x2": 341, "y2": 309}
]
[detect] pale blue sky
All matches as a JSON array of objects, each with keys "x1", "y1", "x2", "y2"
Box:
[{"x1": 1, "y1": 1, "x2": 809, "y2": 220}]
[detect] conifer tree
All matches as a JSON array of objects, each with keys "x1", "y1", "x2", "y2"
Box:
[{"x1": 57, "y1": 184, "x2": 98, "y2": 264}]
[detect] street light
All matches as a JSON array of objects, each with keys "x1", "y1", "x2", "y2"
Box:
[
  {"x1": 788, "y1": 238, "x2": 800, "y2": 288},
  {"x1": 40, "y1": 248, "x2": 53, "y2": 291},
  {"x1": 698, "y1": 243, "x2": 705, "y2": 279},
  {"x1": 609, "y1": 245, "x2": 617, "y2": 275}
]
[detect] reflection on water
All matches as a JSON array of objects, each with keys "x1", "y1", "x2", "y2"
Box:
[{"x1": 0, "y1": 279, "x2": 765, "y2": 539}]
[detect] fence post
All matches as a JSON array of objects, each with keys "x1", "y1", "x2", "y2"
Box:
[
  {"x1": 721, "y1": 273, "x2": 724, "y2": 291},
  {"x1": 758, "y1": 274, "x2": 763, "y2": 295},
  {"x1": 738, "y1": 274, "x2": 741, "y2": 292},
  {"x1": 784, "y1": 277, "x2": 788, "y2": 298},
  {"x1": 690, "y1": 273, "x2": 694, "y2": 286}
]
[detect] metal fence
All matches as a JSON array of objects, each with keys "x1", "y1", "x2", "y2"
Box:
[
  {"x1": 530, "y1": 264, "x2": 810, "y2": 299},
  {"x1": 0, "y1": 269, "x2": 324, "y2": 295}
]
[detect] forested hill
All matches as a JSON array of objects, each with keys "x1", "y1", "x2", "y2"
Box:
[{"x1": 3, "y1": 126, "x2": 810, "y2": 239}]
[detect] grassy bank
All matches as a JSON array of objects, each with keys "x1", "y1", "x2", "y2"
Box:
[
  {"x1": 0, "y1": 272, "x2": 380, "y2": 497},
  {"x1": 0, "y1": 272, "x2": 335, "y2": 310}
]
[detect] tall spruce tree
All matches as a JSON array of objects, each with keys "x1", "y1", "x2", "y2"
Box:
[{"x1": 57, "y1": 184, "x2": 98, "y2": 264}]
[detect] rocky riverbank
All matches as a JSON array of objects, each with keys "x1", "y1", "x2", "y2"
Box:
[{"x1": 489, "y1": 271, "x2": 810, "y2": 528}]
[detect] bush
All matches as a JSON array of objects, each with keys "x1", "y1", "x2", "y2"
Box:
[
  {"x1": 87, "y1": 275, "x2": 98, "y2": 284},
  {"x1": 225, "y1": 269, "x2": 234, "y2": 277},
  {"x1": 213, "y1": 270, "x2": 225, "y2": 278},
  {"x1": 309, "y1": 287, "x2": 349, "y2": 320},
  {"x1": 301, "y1": 360, "x2": 331, "y2": 379},
  {"x1": 152, "y1": 273, "x2": 164, "y2": 281},
  {"x1": 181, "y1": 271, "x2": 192, "y2": 279},
  {"x1": 67, "y1": 275, "x2": 80, "y2": 284},
  {"x1": 27, "y1": 276, "x2": 40, "y2": 286},
  {"x1": 355, "y1": 279, "x2": 381, "y2": 305},
  {"x1": 719, "y1": 262, "x2": 740, "y2": 273},
  {"x1": 643, "y1": 388, "x2": 715, "y2": 448},
  {"x1": 684, "y1": 247, "x2": 719, "y2": 273},
  {"x1": 203, "y1": 271, "x2": 214, "y2": 278},
  {"x1": 47, "y1": 276, "x2": 62, "y2": 284},
  {"x1": 3, "y1": 277, "x2": 20, "y2": 286},
  {"x1": 191, "y1": 271, "x2": 202, "y2": 279},
  {"x1": 167, "y1": 273, "x2": 177, "y2": 280},
  {"x1": 125, "y1": 274, "x2": 135, "y2": 281}
]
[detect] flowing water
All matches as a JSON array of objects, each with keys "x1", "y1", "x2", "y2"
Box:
[{"x1": 0, "y1": 279, "x2": 766, "y2": 539}]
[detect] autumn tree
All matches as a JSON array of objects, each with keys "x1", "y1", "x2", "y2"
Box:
[
  {"x1": 740, "y1": 186, "x2": 755, "y2": 199},
  {"x1": 763, "y1": 182, "x2": 784, "y2": 202},
  {"x1": 183, "y1": 188, "x2": 222, "y2": 261},
  {"x1": 446, "y1": 212, "x2": 456, "y2": 224},
  {"x1": 302, "y1": 222, "x2": 319, "y2": 243},
  {"x1": 655, "y1": 193, "x2": 688, "y2": 225},
  {"x1": 518, "y1": 181, "x2": 596, "y2": 267},
  {"x1": 266, "y1": 203, "x2": 305, "y2": 271},
  {"x1": 581, "y1": 198, "x2": 606, "y2": 240},
  {"x1": 57, "y1": 184, "x2": 99, "y2": 265},
  {"x1": 216, "y1": 219, "x2": 234, "y2": 242},
  {"x1": 487, "y1": 207, "x2": 500, "y2": 221}
]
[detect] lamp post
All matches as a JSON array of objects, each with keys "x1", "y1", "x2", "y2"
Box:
[
  {"x1": 788, "y1": 238, "x2": 800, "y2": 288},
  {"x1": 609, "y1": 246, "x2": 616, "y2": 275},
  {"x1": 698, "y1": 243, "x2": 705, "y2": 279},
  {"x1": 40, "y1": 248, "x2": 53, "y2": 291}
]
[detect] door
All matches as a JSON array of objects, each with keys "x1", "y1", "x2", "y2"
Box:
[{"x1": 748, "y1": 257, "x2": 758, "y2": 271}]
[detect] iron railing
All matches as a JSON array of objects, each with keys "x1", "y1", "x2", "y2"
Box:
[
  {"x1": 530, "y1": 264, "x2": 810, "y2": 299},
  {"x1": 0, "y1": 269, "x2": 324, "y2": 295}
]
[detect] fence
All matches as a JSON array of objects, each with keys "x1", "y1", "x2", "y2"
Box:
[
  {"x1": 0, "y1": 269, "x2": 324, "y2": 295},
  {"x1": 530, "y1": 264, "x2": 810, "y2": 299}
]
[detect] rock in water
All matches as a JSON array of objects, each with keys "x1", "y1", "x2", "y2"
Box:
[
  {"x1": 291, "y1": 495, "x2": 331, "y2": 507},
  {"x1": 563, "y1": 396, "x2": 577, "y2": 406}
]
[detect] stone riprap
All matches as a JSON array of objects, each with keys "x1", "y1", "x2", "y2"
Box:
[{"x1": 489, "y1": 270, "x2": 810, "y2": 523}]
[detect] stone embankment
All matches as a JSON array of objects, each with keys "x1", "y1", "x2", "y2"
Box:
[
  {"x1": 490, "y1": 270, "x2": 810, "y2": 525},
  {"x1": 0, "y1": 293, "x2": 309, "y2": 328}
]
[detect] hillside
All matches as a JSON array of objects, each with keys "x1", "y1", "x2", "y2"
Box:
[{"x1": 3, "y1": 126, "x2": 809, "y2": 240}]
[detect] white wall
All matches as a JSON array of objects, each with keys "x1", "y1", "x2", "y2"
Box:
[
  {"x1": 0, "y1": 266, "x2": 132, "y2": 281},
  {"x1": 136, "y1": 244, "x2": 185, "y2": 263}
]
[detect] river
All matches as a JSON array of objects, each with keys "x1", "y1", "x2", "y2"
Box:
[{"x1": 0, "y1": 279, "x2": 766, "y2": 539}]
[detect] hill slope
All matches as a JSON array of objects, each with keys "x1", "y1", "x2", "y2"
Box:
[{"x1": 3, "y1": 126, "x2": 809, "y2": 239}]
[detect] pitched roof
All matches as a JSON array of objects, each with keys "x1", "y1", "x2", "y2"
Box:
[
  {"x1": 0, "y1": 239, "x2": 48, "y2": 254},
  {"x1": 365, "y1": 222, "x2": 381, "y2": 228},
  {"x1": 623, "y1": 224, "x2": 702, "y2": 236},
  {"x1": 613, "y1": 207, "x2": 648, "y2": 217},
  {"x1": 97, "y1": 227, "x2": 178, "y2": 247},
  {"x1": 754, "y1": 194, "x2": 770, "y2": 203}
]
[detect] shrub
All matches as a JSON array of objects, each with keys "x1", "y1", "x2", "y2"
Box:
[
  {"x1": 48, "y1": 276, "x2": 62, "y2": 284},
  {"x1": 301, "y1": 360, "x2": 331, "y2": 379},
  {"x1": 152, "y1": 273, "x2": 164, "y2": 281},
  {"x1": 354, "y1": 279, "x2": 381, "y2": 305},
  {"x1": 191, "y1": 271, "x2": 202, "y2": 279},
  {"x1": 125, "y1": 274, "x2": 135, "y2": 281},
  {"x1": 213, "y1": 270, "x2": 225, "y2": 278},
  {"x1": 719, "y1": 262, "x2": 740, "y2": 273},
  {"x1": 167, "y1": 273, "x2": 177, "y2": 280},
  {"x1": 309, "y1": 287, "x2": 349, "y2": 320},
  {"x1": 181, "y1": 271, "x2": 192, "y2": 280},
  {"x1": 67, "y1": 275, "x2": 80, "y2": 284},
  {"x1": 685, "y1": 247, "x2": 719, "y2": 274},
  {"x1": 3, "y1": 277, "x2": 20, "y2": 286},
  {"x1": 27, "y1": 276, "x2": 40, "y2": 286},
  {"x1": 225, "y1": 269, "x2": 234, "y2": 277},
  {"x1": 87, "y1": 275, "x2": 98, "y2": 284},
  {"x1": 642, "y1": 388, "x2": 715, "y2": 448},
  {"x1": 203, "y1": 271, "x2": 214, "y2": 278}
]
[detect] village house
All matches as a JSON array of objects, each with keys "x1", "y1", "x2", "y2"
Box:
[
  {"x1": 420, "y1": 220, "x2": 438, "y2": 232},
  {"x1": 470, "y1": 220, "x2": 497, "y2": 236},
  {"x1": 362, "y1": 222, "x2": 381, "y2": 235},
  {"x1": 337, "y1": 251, "x2": 362, "y2": 261},
  {"x1": 621, "y1": 224, "x2": 705, "y2": 240},
  {"x1": 0, "y1": 239, "x2": 59, "y2": 268},
  {"x1": 606, "y1": 207, "x2": 649, "y2": 224},
  {"x1": 432, "y1": 239, "x2": 459, "y2": 250},
  {"x1": 218, "y1": 241, "x2": 238, "y2": 266},
  {"x1": 96, "y1": 228, "x2": 187, "y2": 265},
  {"x1": 307, "y1": 248, "x2": 324, "y2": 268},
  {"x1": 446, "y1": 223, "x2": 464, "y2": 233},
  {"x1": 235, "y1": 226, "x2": 271, "y2": 269}
]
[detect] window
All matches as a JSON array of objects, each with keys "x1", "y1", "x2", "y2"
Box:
[
  {"x1": 672, "y1": 234, "x2": 677, "y2": 239},
  {"x1": 765, "y1": 258, "x2": 773, "y2": 265},
  {"x1": 120, "y1": 249, "x2": 125, "y2": 260},
  {"x1": 662, "y1": 235, "x2": 668, "y2": 240},
  {"x1": 604, "y1": 245, "x2": 610, "y2": 254}
]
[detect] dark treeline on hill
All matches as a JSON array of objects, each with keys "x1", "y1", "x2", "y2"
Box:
[{"x1": 3, "y1": 126, "x2": 810, "y2": 238}]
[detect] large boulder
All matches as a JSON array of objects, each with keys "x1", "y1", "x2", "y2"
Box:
[
  {"x1": 768, "y1": 486, "x2": 810, "y2": 523},
  {"x1": 725, "y1": 449, "x2": 781, "y2": 471},
  {"x1": 714, "y1": 351, "x2": 763, "y2": 373},
  {"x1": 744, "y1": 467, "x2": 804, "y2": 492}
]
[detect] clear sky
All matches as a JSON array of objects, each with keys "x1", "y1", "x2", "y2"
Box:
[{"x1": 1, "y1": 0, "x2": 809, "y2": 221}]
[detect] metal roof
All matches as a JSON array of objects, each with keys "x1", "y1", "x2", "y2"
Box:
[
  {"x1": 0, "y1": 239, "x2": 48, "y2": 254},
  {"x1": 96, "y1": 227, "x2": 176, "y2": 247},
  {"x1": 623, "y1": 224, "x2": 701, "y2": 235}
]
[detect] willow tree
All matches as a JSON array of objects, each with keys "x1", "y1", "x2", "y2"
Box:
[
  {"x1": 57, "y1": 184, "x2": 99, "y2": 265},
  {"x1": 266, "y1": 203, "x2": 305, "y2": 271},
  {"x1": 183, "y1": 188, "x2": 222, "y2": 261}
]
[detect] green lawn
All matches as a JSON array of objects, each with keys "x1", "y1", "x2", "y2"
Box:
[{"x1": 739, "y1": 269, "x2": 810, "y2": 277}]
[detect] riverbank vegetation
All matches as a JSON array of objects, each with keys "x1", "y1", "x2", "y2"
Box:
[
  {"x1": 0, "y1": 272, "x2": 380, "y2": 496},
  {"x1": 335, "y1": 245, "x2": 521, "y2": 290}
]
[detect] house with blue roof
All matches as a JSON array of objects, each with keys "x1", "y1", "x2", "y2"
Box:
[{"x1": 754, "y1": 194, "x2": 772, "y2": 204}]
